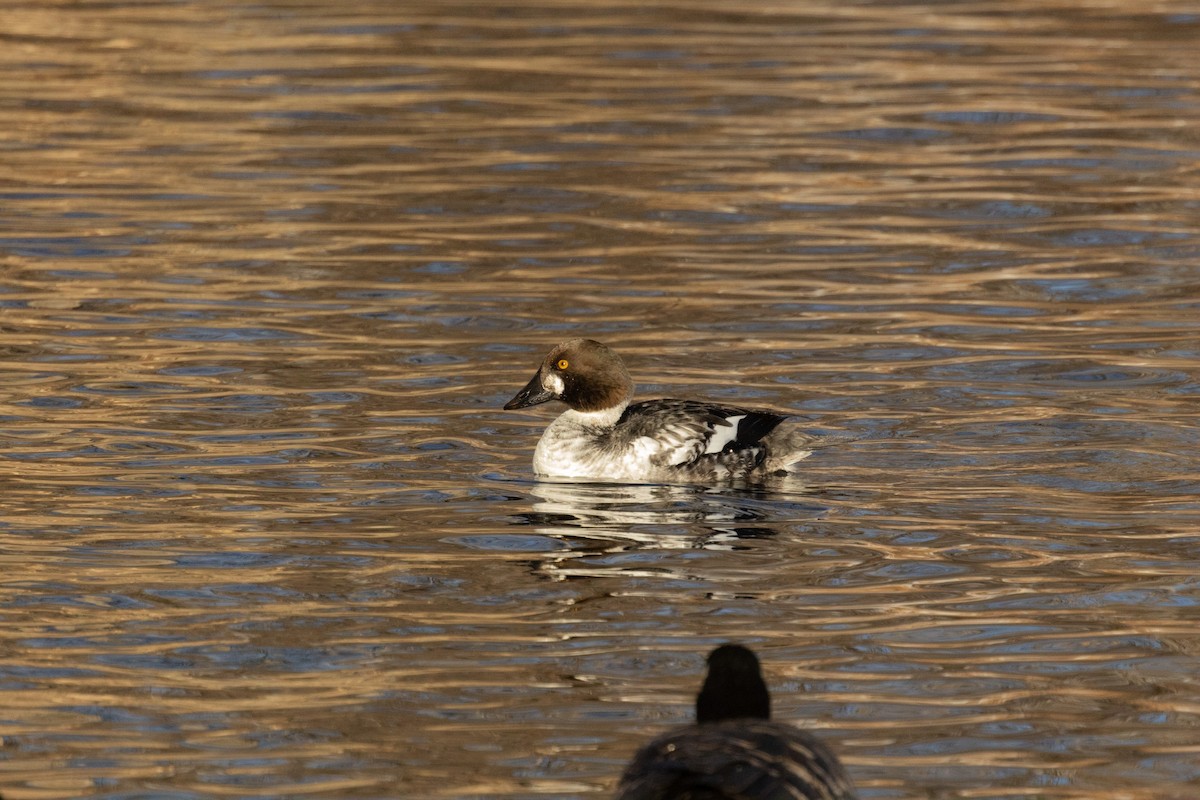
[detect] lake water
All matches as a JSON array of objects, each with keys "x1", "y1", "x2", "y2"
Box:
[{"x1": 2, "y1": 1, "x2": 1199, "y2": 798}]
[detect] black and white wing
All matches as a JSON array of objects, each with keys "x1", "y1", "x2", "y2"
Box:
[{"x1": 618, "y1": 400, "x2": 786, "y2": 469}]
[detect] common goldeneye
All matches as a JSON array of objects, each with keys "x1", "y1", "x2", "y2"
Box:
[
  {"x1": 615, "y1": 644, "x2": 858, "y2": 800},
  {"x1": 503, "y1": 339, "x2": 816, "y2": 483}
]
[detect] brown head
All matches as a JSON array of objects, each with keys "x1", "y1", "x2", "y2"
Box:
[{"x1": 503, "y1": 338, "x2": 634, "y2": 413}]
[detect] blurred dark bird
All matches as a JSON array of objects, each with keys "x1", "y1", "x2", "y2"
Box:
[{"x1": 615, "y1": 644, "x2": 857, "y2": 800}]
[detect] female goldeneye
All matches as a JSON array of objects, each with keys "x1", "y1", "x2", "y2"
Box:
[
  {"x1": 615, "y1": 644, "x2": 857, "y2": 800},
  {"x1": 503, "y1": 339, "x2": 816, "y2": 483}
]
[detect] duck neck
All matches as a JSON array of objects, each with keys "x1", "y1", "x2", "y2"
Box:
[{"x1": 561, "y1": 401, "x2": 628, "y2": 430}]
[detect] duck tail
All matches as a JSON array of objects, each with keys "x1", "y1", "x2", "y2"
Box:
[{"x1": 763, "y1": 427, "x2": 846, "y2": 473}]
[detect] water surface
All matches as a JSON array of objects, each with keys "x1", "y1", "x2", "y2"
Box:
[{"x1": 2, "y1": 1, "x2": 1199, "y2": 798}]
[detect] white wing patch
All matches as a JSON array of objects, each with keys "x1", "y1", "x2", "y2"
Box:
[{"x1": 702, "y1": 414, "x2": 744, "y2": 455}]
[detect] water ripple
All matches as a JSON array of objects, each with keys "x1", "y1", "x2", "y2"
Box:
[{"x1": 0, "y1": 2, "x2": 1198, "y2": 799}]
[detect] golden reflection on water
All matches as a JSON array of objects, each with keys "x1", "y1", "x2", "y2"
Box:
[{"x1": 1, "y1": 0, "x2": 1200, "y2": 798}]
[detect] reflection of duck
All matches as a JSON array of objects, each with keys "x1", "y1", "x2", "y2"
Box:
[
  {"x1": 510, "y1": 479, "x2": 825, "y2": 582},
  {"x1": 523, "y1": 480, "x2": 761, "y2": 531},
  {"x1": 616, "y1": 644, "x2": 857, "y2": 800},
  {"x1": 504, "y1": 339, "x2": 819, "y2": 483}
]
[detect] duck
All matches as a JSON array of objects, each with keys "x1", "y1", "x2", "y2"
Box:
[
  {"x1": 614, "y1": 644, "x2": 858, "y2": 800},
  {"x1": 503, "y1": 339, "x2": 817, "y2": 483}
]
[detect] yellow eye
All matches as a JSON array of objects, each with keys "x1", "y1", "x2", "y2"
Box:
[{"x1": 556, "y1": 359, "x2": 569, "y2": 370}]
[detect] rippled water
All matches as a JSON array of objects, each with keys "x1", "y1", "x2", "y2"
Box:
[{"x1": 2, "y1": 1, "x2": 1200, "y2": 798}]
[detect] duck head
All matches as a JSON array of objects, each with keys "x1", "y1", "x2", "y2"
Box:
[{"x1": 503, "y1": 338, "x2": 634, "y2": 413}]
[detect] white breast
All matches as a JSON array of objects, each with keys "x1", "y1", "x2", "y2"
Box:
[{"x1": 533, "y1": 407, "x2": 630, "y2": 479}]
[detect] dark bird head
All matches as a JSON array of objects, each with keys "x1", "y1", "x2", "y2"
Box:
[
  {"x1": 695, "y1": 643, "x2": 771, "y2": 724},
  {"x1": 503, "y1": 338, "x2": 634, "y2": 413}
]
